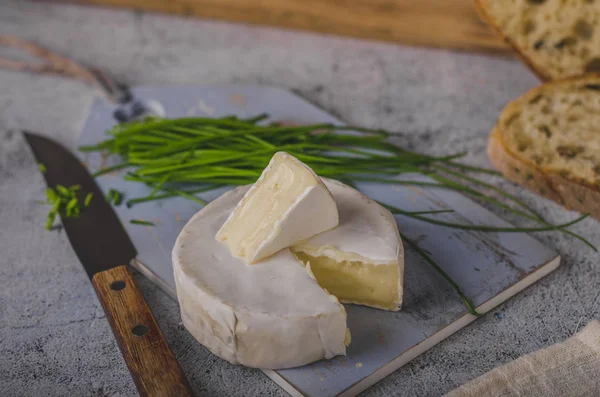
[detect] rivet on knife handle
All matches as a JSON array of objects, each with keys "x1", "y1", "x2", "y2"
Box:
[{"x1": 92, "y1": 265, "x2": 195, "y2": 397}]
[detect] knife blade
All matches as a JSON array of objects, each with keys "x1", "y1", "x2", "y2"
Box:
[{"x1": 24, "y1": 132, "x2": 195, "y2": 397}]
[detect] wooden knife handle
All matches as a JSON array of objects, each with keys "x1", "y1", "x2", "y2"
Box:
[{"x1": 92, "y1": 265, "x2": 195, "y2": 397}]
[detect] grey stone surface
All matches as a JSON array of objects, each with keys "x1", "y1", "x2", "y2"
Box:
[{"x1": 0, "y1": 1, "x2": 598, "y2": 396}]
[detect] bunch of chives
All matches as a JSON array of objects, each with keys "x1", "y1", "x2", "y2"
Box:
[{"x1": 81, "y1": 114, "x2": 595, "y2": 315}]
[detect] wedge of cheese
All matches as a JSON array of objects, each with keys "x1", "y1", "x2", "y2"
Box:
[
  {"x1": 216, "y1": 152, "x2": 338, "y2": 264},
  {"x1": 293, "y1": 179, "x2": 404, "y2": 311},
  {"x1": 173, "y1": 179, "x2": 403, "y2": 369}
]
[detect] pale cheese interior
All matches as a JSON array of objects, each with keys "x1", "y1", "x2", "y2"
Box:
[
  {"x1": 216, "y1": 153, "x2": 318, "y2": 263},
  {"x1": 294, "y1": 251, "x2": 400, "y2": 311}
]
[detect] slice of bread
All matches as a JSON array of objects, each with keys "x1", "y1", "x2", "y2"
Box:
[
  {"x1": 475, "y1": 0, "x2": 600, "y2": 80},
  {"x1": 488, "y1": 74, "x2": 600, "y2": 219}
]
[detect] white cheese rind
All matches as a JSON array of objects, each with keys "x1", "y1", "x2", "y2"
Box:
[
  {"x1": 173, "y1": 185, "x2": 347, "y2": 369},
  {"x1": 294, "y1": 179, "x2": 402, "y2": 265},
  {"x1": 216, "y1": 152, "x2": 338, "y2": 263}
]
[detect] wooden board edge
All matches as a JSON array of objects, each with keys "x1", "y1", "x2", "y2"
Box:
[
  {"x1": 337, "y1": 254, "x2": 562, "y2": 397},
  {"x1": 262, "y1": 370, "x2": 306, "y2": 397}
]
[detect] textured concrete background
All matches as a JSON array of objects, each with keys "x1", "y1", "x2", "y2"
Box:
[{"x1": 0, "y1": 1, "x2": 599, "y2": 396}]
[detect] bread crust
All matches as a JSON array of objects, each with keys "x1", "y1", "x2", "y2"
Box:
[
  {"x1": 488, "y1": 128, "x2": 600, "y2": 220},
  {"x1": 473, "y1": 0, "x2": 553, "y2": 81}
]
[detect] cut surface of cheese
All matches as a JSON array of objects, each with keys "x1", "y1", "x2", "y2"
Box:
[
  {"x1": 216, "y1": 152, "x2": 338, "y2": 264},
  {"x1": 293, "y1": 179, "x2": 404, "y2": 311},
  {"x1": 296, "y1": 253, "x2": 401, "y2": 311},
  {"x1": 173, "y1": 179, "x2": 403, "y2": 369}
]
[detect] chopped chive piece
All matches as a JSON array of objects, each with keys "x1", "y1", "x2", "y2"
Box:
[
  {"x1": 46, "y1": 210, "x2": 57, "y2": 230},
  {"x1": 84, "y1": 193, "x2": 93, "y2": 207},
  {"x1": 130, "y1": 219, "x2": 155, "y2": 226},
  {"x1": 46, "y1": 188, "x2": 58, "y2": 203},
  {"x1": 38, "y1": 163, "x2": 47, "y2": 173},
  {"x1": 56, "y1": 185, "x2": 70, "y2": 196},
  {"x1": 66, "y1": 197, "x2": 78, "y2": 214},
  {"x1": 113, "y1": 191, "x2": 123, "y2": 206},
  {"x1": 106, "y1": 189, "x2": 124, "y2": 206}
]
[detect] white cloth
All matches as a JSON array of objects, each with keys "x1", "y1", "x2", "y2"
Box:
[{"x1": 445, "y1": 320, "x2": 600, "y2": 397}]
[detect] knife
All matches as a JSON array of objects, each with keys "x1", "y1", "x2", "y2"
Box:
[{"x1": 24, "y1": 132, "x2": 195, "y2": 397}]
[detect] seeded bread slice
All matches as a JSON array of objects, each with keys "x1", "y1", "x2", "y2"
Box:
[
  {"x1": 474, "y1": 0, "x2": 600, "y2": 80},
  {"x1": 488, "y1": 74, "x2": 600, "y2": 219}
]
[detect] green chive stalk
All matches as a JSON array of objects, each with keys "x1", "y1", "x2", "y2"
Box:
[{"x1": 80, "y1": 114, "x2": 595, "y2": 312}]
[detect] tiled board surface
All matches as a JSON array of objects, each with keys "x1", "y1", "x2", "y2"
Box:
[{"x1": 79, "y1": 84, "x2": 558, "y2": 397}]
